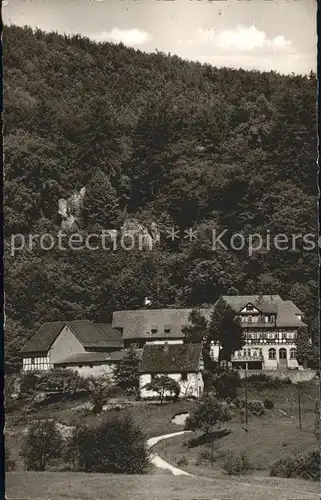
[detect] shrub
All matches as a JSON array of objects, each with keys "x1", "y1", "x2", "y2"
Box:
[
  {"x1": 86, "y1": 375, "x2": 111, "y2": 414},
  {"x1": 222, "y1": 450, "x2": 252, "y2": 475},
  {"x1": 185, "y1": 396, "x2": 232, "y2": 435},
  {"x1": 20, "y1": 373, "x2": 39, "y2": 394},
  {"x1": 212, "y1": 369, "x2": 241, "y2": 400},
  {"x1": 199, "y1": 449, "x2": 212, "y2": 462},
  {"x1": 36, "y1": 370, "x2": 87, "y2": 394},
  {"x1": 66, "y1": 413, "x2": 150, "y2": 474},
  {"x1": 270, "y1": 450, "x2": 320, "y2": 481},
  {"x1": 234, "y1": 396, "x2": 245, "y2": 409},
  {"x1": 263, "y1": 398, "x2": 274, "y2": 410},
  {"x1": 248, "y1": 400, "x2": 265, "y2": 416},
  {"x1": 177, "y1": 455, "x2": 189, "y2": 467},
  {"x1": 20, "y1": 419, "x2": 62, "y2": 471},
  {"x1": 246, "y1": 373, "x2": 292, "y2": 389}
]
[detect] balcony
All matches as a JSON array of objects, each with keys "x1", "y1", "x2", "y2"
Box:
[{"x1": 232, "y1": 354, "x2": 264, "y2": 362}]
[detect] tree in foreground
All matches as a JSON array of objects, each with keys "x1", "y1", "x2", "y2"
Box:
[
  {"x1": 211, "y1": 368, "x2": 241, "y2": 400},
  {"x1": 185, "y1": 396, "x2": 232, "y2": 435},
  {"x1": 182, "y1": 308, "x2": 208, "y2": 344},
  {"x1": 143, "y1": 375, "x2": 180, "y2": 404},
  {"x1": 66, "y1": 414, "x2": 150, "y2": 474},
  {"x1": 207, "y1": 298, "x2": 244, "y2": 365},
  {"x1": 113, "y1": 346, "x2": 140, "y2": 395},
  {"x1": 85, "y1": 375, "x2": 111, "y2": 414},
  {"x1": 296, "y1": 326, "x2": 319, "y2": 369},
  {"x1": 20, "y1": 419, "x2": 62, "y2": 471}
]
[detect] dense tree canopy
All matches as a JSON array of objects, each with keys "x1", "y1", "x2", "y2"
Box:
[{"x1": 4, "y1": 25, "x2": 318, "y2": 359}]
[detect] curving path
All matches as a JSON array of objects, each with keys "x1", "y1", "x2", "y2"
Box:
[{"x1": 147, "y1": 431, "x2": 193, "y2": 476}]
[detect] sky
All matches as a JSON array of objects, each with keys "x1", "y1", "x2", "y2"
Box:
[{"x1": 2, "y1": 0, "x2": 317, "y2": 75}]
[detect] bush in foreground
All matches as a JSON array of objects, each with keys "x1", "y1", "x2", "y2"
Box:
[
  {"x1": 248, "y1": 400, "x2": 265, "y2": 416},
  {"x1": 21, "y1": 419, "x2": 62, "y2": 471},
  {"x1": 66, "y1": 413, "x2": 150, "y2": 474},
  {"x1": 185, "y1": 396, "x2": 232, "y2": 435},
  {"x1": 270, "y1": 450, "x2": 320, "y2": 481},
  {"x1": 211, "y1": 369, "x2": 241, "y2": 400},
  {"x1": 222, "y1": 450, "x2": 252, "y2": 475},
  {"x1": 263, "y1": 398, "x2": 274, "y2": 410}
]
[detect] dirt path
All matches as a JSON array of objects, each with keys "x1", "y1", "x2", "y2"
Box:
[{"x1": 147, "y1": 431, "x2": 193, "y2": 476}]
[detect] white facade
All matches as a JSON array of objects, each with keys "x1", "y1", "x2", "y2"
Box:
[
  {"x1": 22, "y1": 324, "x2": 85, "y2": 372},
  {"x1": 139, "y1": 372, "x2": 204, "y2": 399},
  {"x1": 61, "y1": 363, "x2": 116, "y2": 378}
]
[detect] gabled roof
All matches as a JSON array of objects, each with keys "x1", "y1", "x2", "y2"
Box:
[
  {"x1": 218, "y1": 295, "x2": 305, "y2": 328},
  {"x1": 220, "y1": 295, "x2": 283, "y2": 312},
  {"x1": 20, "y1": 321, "x2": 123, "y2": 354},
  {"x1": 139, "y1": 344, "x2": 202, "y2": 374},
  {"x1": 112, "y1": 308, "x2": 212, "y2": 340},
  {"x1": 240, "y1": 301, "x2": 278, "y2": 314}
]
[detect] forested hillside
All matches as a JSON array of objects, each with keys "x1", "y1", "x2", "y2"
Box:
[{"x1": 4, "y1": 25, "x2": 318, "y2": 366}]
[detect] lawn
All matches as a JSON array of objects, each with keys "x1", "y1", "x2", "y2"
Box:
[
  {"x1": 154, "y1": 382, "x2": 319, "y2": 477},
  {"x1": 6, "y1": 471, "x2": 321, "y2": 500},
  {"x1": 5, "y1": 397, "x2": 197, "y2": 470}
]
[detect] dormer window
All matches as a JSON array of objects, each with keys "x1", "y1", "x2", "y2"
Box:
[
  {"x1": 246, "y1": 304, "x2": 254, "y2": 311},
  {"x1": 164, "y1": 324, "x2": 171, "y2": 334},
  {"x1": 151, "y1": 326, "x2": 158, "y2": 334}
]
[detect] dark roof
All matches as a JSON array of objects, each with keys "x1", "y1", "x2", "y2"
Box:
[
  {"x1": 219, "y1": 295, "x2": 305, "y2": 328},
  {"x1": 112, "y1": 309, "x2": 212, "y2": 340},
  {"x1": 54, "y1": 348, "x2": 143, "y2": 366},
  {"x1": 20, "y1": 321, "x2": 123, "y2": 354},
  {"x1": 139, "y1": 344, "x2": 202, "y2": 374},
  {"x1": 68, "y1": 322, "x2": 123, "y2": 348},
  {"x1": 20, "y1": 321, "x2": 70, "y2": 354}
]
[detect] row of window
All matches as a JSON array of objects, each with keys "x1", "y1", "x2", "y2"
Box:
[
  {"x1": 268, "y1": 348, "x2": 296, "y2": 360},
  {"x1": 24, "y1": 358, "x2": 49, "y2": 365},
  {"x1": 240, "y1": 315, "x2": 276, "y2": 324},
  {"x1": 245, "y1": 332, "x2": 295, "y2": 340},
  {"x1": 236, "y1": 348, "x2": 297, "y2": 360}
]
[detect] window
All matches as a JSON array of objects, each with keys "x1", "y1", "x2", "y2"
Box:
[
  {"x1": 246, "y1": 304, "x2": 254, "y2": 311},
  {"x1": 270, "y1": 315, "x2": 276, "y2": 323},
  {"x1": 268, "y1": 348, "x2": 276, "y2": 360},
  {"x1": 266, "y1": 332, "x2": 276, "y2": 340},
  {"x1": 181, "y1": 373, "x2": 188, "y2": 381},
  {"x1": 31, "y1": 358, "x2": 35, "y2": 365},
  {"x1": 279, "y1": 348, "x2": 287, "y2": 360},
  {"x1": 287, "y1": 332, "x2": 295, "y2": 340},
  {"x1": 290, "y1": 348, "x2": 296, "y2": 359},
  {"x1": 247, "y1": 315, "x2": 252, "y2": 323}
]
